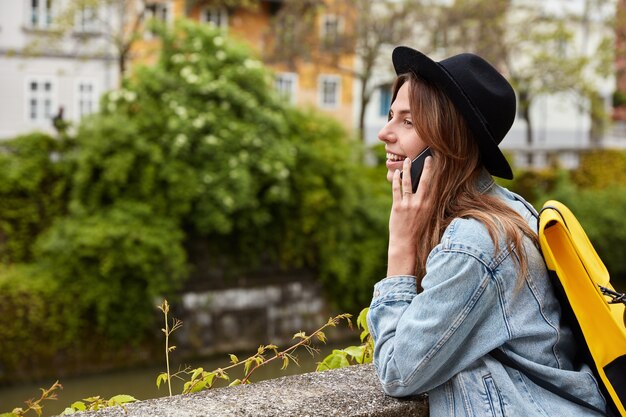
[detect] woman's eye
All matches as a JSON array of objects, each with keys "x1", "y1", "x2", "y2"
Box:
[{"x1": 403, "y1": 119, "x2": 413, "y2": 126}]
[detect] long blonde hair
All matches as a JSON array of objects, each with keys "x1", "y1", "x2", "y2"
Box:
[{"x1": 392, "y1": 72, "x2": 538, "y2": 280}]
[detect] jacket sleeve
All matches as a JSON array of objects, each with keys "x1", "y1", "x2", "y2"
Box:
[{"x1": 367, "y1": 243, "x2": 511, "y2": 397}]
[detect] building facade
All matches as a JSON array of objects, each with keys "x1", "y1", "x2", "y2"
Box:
[
  {"x1": 0, "y1": 1, "x2": 119, "y2": 139},
  {"x1": 0, "y1": 0, "x2": 355, "y2": 139}
]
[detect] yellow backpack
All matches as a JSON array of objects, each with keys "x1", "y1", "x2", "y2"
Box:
[{"x1": 538, "y1": 200, "x2": 626, "y2": 416}]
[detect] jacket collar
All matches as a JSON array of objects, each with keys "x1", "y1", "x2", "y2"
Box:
[{"x1": 477, "y1": 168, "x2": 495, "y2": 194}]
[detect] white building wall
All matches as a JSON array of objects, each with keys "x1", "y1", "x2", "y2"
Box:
[{"x1": 0, "y1": 0, "x2": 119, "y2": 139}]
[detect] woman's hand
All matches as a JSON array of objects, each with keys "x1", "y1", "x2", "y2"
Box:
[{"x1": 387, "y1": 156, "x2": 433, "y2": 277}]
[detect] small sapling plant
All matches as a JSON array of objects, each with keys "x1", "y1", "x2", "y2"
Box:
[
  {"x1": 316, "y1": 307, "x2": 373, "y2": 370},
  {"x1": 0, "y1": 381, "x2": 62, "y2": 417},
  {"x1": 155, "y1": 298, "x2": 353, "y2": 394}
]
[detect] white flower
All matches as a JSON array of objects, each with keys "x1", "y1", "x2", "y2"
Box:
[
  {"x1": 193, "y1": 117, "x2": 205, "y2": 129},
  {"x1": 193, "y1": 39, "x2": 203, "y2": 51},
  {"x1": 213, "y1": 36, "x2": 224, "y2": 47},
  {"x1": 243, "y1": 59, "x2": 261, "y2": 69},
  {"x1": 175, "y1": 106, "x2": 188, "y2": 119},
  {"x1": 222, "y1": 195, "x2": 233, "y2": 209},
  {"x1": 216, "y1": 50, "x2": 226, "y2": 61},
  {"x1": 123, "y1": 91, "x2": 136, "y2": 102},
  {"x1": 204, "y1": 135, "x2": 218, "y2": 145},
  {"x1": 174, "y1": 133, "x2": 188, "y2": 148}
]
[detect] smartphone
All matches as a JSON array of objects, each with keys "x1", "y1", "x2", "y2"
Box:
[{"x1": 401, "y1": 147, "x2": 432, "y2": 193}]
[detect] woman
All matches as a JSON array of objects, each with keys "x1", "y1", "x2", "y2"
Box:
[{"x1": 367, "y1": 46, "x2": 608, "y2": 416}]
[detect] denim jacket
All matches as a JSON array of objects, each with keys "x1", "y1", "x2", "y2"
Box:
[{"x1": 368, "y1": 170, "x2": 607, "y2": 417}]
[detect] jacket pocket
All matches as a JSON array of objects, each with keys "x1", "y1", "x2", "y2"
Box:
[{"x1": 483, "y1": 374, "x2": 507, "y2": 417}]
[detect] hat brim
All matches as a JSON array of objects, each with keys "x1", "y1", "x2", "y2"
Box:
[{"x1": 392, "y1": 47, "x2": 513, "y2": 180}]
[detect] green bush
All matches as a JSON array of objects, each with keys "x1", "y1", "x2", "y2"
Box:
[
  {"x1": 0, "y1": 133, "x2": 69, "y2": 263},
  {"x1": 0, "y1": 264, "x2": 81, "y2": 380},
  {"x1": 0, "y1": 17, "x2": 391, "y2": 378},
  {"x1": 276, "y1": 110, "x2": 390, "y2": 312},
  {"x1": 570, "y1": 149, "x2": 626, "y2": 190},
  {"x1": 34, "y1": 202, "x2": 187, "y2": 340}
]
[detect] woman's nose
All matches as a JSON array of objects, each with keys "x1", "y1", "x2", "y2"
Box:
[{"x1": 378, "y1": 122, "x2": 395, "y2": 143}]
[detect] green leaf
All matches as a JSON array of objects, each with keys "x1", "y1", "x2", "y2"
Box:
[
  {"x1": 108, "y1": 395, "x2": 137, "y2": 405},
  {"x1": 190, "y1": 367, "x2": 204, "y2": 381},
  {"x1": 156, "y1": 372, "x2": 168, "y2": 389},
  {"x1": 61, "y1": 408, "x2": 76, "y2": 415},
  {"x1": 70, "y1": 402, "x2": 86, "y2": 411},
  {"x1": 357, "y1": 308, "x2": 370, "y2": 341},
  {"x1": 316, "y1": 349, "x2": 350, "y2": 371},
  {"x1": 292, "y1": 331, "x2": 306, "y2": 340},
  {"x1": 229, "y1": 379, "x2": 241, "y2": 387},
  {"x1": 244, "y1": 359, "x2": 254, "y2": 375},
  {"x1": 203, "y1": 372, "x2": 216, "y2": 388},
  {"x1": 188, "y1": 380, "x2": 207, "y2": 393},
  {"x1": 343, "y1": 346, "x2": 366, "y2": 364},
  {"x1": 281, "y1": 355, "x2": 289, "y2": 370},
  {"x1": 0, "y1": 413, "x2": 19, "y2": 417},
  {"x1": 229, "y1": 354, "x2": 239, "y2": 364}
]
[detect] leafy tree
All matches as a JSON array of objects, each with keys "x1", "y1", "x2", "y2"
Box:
[
  {"x1": 0, "y1": 133, "x2": 69, "y2": 264},
  {"x1": 436, "y1": 0, "x2": 615, "y2": 164}
]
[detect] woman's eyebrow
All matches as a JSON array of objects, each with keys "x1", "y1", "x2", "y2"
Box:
[{"x1": 389, "y1": 109, "x2": 411, "y2": 117}]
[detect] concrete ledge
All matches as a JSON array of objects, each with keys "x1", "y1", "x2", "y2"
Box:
[{"x1": 72, "y1": 364, "x2": 428, "y2": 417}]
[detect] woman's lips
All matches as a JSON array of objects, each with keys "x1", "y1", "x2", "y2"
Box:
[{"x1": 386, "y1": 152, "x2": 406, "y2": 170}]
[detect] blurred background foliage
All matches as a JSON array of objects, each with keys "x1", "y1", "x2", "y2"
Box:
[
  {"x1": 0, "y1": 18, "x2": 624, "y2": 383},
  {"x1": 0, "y1": 20, "x2": 390, "y2": 381}
]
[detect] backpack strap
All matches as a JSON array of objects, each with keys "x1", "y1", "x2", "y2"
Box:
[{"x1": 490, "y1": 349, "x2": 610, "y2": 416}]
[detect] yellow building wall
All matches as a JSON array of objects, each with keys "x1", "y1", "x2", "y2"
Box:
[{"x1": 131, "y1": 0, "x2": 355, "y2": 132}]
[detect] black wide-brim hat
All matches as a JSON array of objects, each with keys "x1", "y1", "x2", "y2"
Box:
[{"x1": 393, "y1": 46, "x2": 516, "y2": 179}]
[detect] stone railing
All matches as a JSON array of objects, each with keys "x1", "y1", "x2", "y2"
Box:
[{"x1": 71, "y1": 364, "x2": 428, "y2": 417}]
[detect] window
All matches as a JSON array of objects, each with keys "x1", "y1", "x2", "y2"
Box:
[
  {"x1": 75, "y1": 6, "x2": 99, "y2": 33},
  {"x1": 76, "y1": 81, "x2": 98, "y2": 119},
  {"x1": 320, "y1": 14, "x2": 343, "y2": 48},
  {"x1": 29, "y1": 0, "x2": 54, "y2": 29},
  {"x1": 275, "y1": 73, "x2": 298, "y2": 104},
  {"x1": 145, "y1": 2, "x2": 170, "y2": 37},
  {"x1": 379, "y1": 85, "x2": 392, "y2": 117},
  {"x1": 201, "y1": 7, "x2": 228, "y2": 30},
  {"x1": 26, "y1": 78, "x2": 56, "y2": 123},
  {"x1": 319, "y1": 75, "x2": 340, "y2": 108}
]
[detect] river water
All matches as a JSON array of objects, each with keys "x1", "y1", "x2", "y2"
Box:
[{"x1": 0, "y1": 343, "x2": 345, "y2": 416}]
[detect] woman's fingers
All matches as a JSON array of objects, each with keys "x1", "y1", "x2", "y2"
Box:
[
  {"x1": 402, "y1": 157, "x2": 412, "y2": 196},
  {"x1": 392, "y1": 167, "x2": 402, "y2": 205}
]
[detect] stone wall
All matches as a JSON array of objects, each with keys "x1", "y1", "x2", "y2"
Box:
[
  {"x1": 175, "y1": 278, "x2": 341, "y2": 357},
  {"x1": 69, "y1": 364, "x2": 429, "y2": 417}
]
